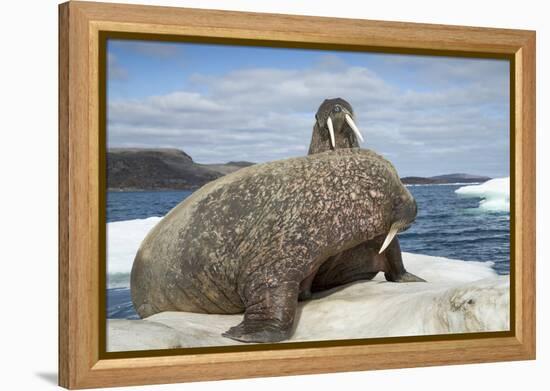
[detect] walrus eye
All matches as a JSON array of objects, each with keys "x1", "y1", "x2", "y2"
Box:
[{"x1": 334, "y1": 105, "x2": 341, "y2": 113}]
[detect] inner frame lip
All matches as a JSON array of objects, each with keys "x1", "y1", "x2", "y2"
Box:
[{"x1": 97, "y1": 29, "x2": 516, "y2": 360}]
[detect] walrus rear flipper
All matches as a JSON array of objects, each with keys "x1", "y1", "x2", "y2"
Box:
[{"x1": 222, "y1": 280, "x2": 300, "y2": 343}]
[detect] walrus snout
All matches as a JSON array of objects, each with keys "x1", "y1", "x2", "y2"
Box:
[
  {"x1": 379, "y1": 192, "x2": 417, "y2": 254},
  {"x1": 402, "y1": 199, "x2": 418, "y2": 229}
]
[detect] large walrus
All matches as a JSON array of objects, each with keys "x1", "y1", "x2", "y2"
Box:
[
  {"x1": 131, "y1": 149, "x2": 418, "y2": 343},
  {"x1": 302, "y1": 98, "x2": 424, "y2": 300}
]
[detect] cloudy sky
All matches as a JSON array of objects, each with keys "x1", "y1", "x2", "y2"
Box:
[{"x1": 107, "y1": 39, "x2": 510, "y2": 177}]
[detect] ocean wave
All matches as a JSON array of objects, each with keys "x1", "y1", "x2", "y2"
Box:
[
  {"x1": 401, "y1": 228, "x2": 509, "y2": 240},
  {"x1": 108, "y1": 272, "x2": 131, "y2": 289},
  {"x1": 414, "y1": 212, "x2": 453, "y2": 219},
  {"x1": 107, "y1": 287, "x2": 139, "y2": 319},
  {"x1": 455, "y1": 177, "x2": 509, "y2": 212}
]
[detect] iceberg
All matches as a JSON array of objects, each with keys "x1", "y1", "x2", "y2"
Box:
[{"x1": 455, "y1": 177, "x2": 510, "y2": 212}]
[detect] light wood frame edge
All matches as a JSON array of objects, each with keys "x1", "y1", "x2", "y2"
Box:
[{"x1": 58, "y1": 1, "x2": 536, "y2": 389}]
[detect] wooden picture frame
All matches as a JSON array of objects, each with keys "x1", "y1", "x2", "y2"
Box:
[{"x1": 58, "y1": 1, "x2": 536, "y2": 388}]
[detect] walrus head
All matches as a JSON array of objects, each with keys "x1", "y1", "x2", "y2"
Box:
[{"x1": 308, "y1": 98, "x2": 364, "y2": 155}]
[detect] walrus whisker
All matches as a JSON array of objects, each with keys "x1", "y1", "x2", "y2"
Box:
[
  {"x1": 379, "y1": 223, "x2": 400, "y2": 254},
  {"x1": 326, "y1": 116, "x2": 336, "y2": 148},
  {"x1": 345, "y1": 114, "x2": 364, "y2": 143}
]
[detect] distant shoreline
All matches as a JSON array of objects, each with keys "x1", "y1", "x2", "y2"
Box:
[
  {"x1": 405, "y1": 182, "x2": 482, "y2": 187},
  {"x1": 107, "y1": 148, "x2": 493, "y2": 192},
  {"x1": 107, "y1": 182, "x2": 484, "y2": 193}
]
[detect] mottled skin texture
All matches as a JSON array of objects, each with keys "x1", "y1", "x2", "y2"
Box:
[
  {"x1": 131, "y1": 149, "x2": 417, "y2": 342},
  {"x1": 302, "y1": 98, "x2": 424, "y2": 300}
]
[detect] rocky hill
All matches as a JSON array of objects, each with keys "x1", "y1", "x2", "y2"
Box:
[
  {"x1": 107, "y1": 148, "x2": 254, "y2": 191},
  {"x1": 107, "y1": 149, "x2": 490, "y2": 190},
  {"x1": 401, "y1": 173, "x2": 491, "y2": 185}
]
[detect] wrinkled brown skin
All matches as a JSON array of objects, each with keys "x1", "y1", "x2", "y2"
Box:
[
  {"x1": 131, "y1": 149, "x2": 417, "y2": 343},
  {"x1": 303, "y1": 98, "x2": 424, "y2": 299}
]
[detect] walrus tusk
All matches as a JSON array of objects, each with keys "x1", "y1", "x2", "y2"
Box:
[
  {"x1": 327, "y1": 116, "x2": 336, "y2": 148},
  {"x1": 345, "y1": 114, "x2": 364, "y2": 143},
  {"x1": 379, "y1": 223, "x2": 399, "y2": 254}
]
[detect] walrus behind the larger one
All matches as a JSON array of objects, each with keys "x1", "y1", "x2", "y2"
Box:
[{"x1": 131, "y1": 149, "x2": 417, "y2": 343}]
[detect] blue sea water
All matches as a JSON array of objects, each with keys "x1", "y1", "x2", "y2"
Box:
[
  {"x1": 107, "y1": 190, "x2": 194, "y2": 222},
  {"x1": 106, "y1": 184, "x2": 510, "y2": 319}
]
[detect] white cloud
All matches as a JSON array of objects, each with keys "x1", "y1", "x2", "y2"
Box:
[{"x1": 107, "y1": 57, "x2": 509, "y2": 177}]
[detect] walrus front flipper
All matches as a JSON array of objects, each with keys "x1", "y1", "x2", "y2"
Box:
[
  {"x1": 222, "y1": 280, "x2": 300, "y2": 343},
  {"x1": 392, "y1": 272, "x2": 426, "y2": 282},
  {"x1": 380, "y1": 237, "x2": 426, "y2": 283}
]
